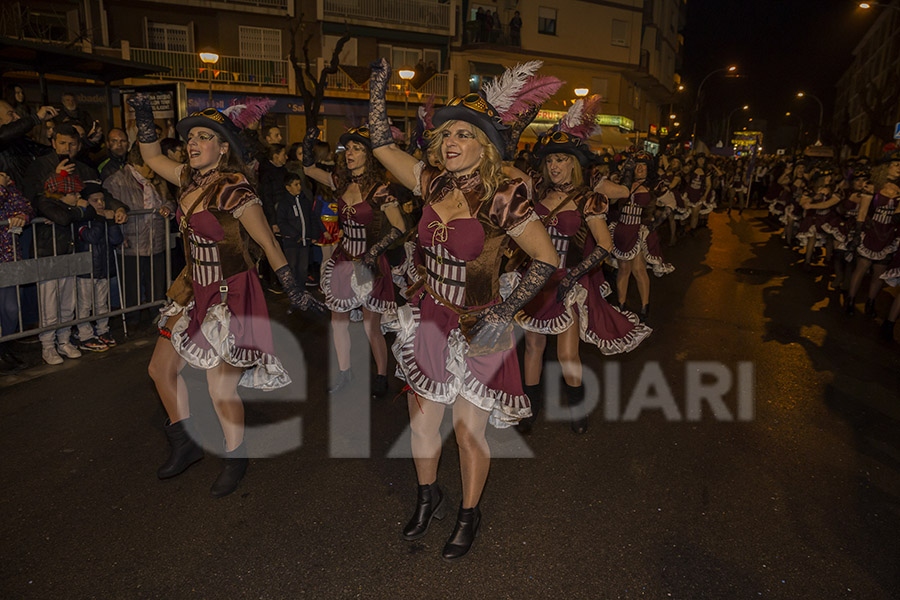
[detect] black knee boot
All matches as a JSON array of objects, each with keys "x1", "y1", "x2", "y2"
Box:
[
  {"x1": 328, "y1": 368, "x2": 353, "y2": 394},
  {"x1": 210, "y1": 442, "x2": 249, "y2": 498},
  {"x1": 402, "y1": 482, "x2": 448, "y2": 540},
  {"x1": 567, "y1": 383, "x2": 588, "y2": 434},
  {"x1": 442, "y1": 504, "x2": 481, "y2": 561},
  {"x1": 516, "y1": 383, "x2": 543, "y2": 434},
  {"x1": 880, "y1": 319, "x2": 896, "y2": 341},
  {"x1": 865, "y1": 299, "x2": 876, "y2": 318},
  {"x1": 372, "y1": 374, "x2": 388, "y2": 398},
  {"x1": 158, "y1": 418, "x2": 204, "y2": 479}
]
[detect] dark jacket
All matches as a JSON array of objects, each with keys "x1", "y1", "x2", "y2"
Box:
[
  {"x1": 76, "y1": 218, "x2": 124, "y2": 279},
  {"x1": 276, "y1": 189, "x2": 324, "y2": 247},
  {"x1": 0, "y1": 114, "x2": 51, "y2": 188},
  {"x1": 258, "y1": 161, "x2": 287, "y2": 226},
  {"x1": 98, "y1": 153, "x2": 127, "y2": 181},
  {"x1": 22, "y1": 152, "x2": 99, "y2": 205}
]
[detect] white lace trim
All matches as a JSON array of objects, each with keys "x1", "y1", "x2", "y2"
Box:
[
  {"x1": 507, "y1": 211, "x2": 539, "y2": 238},
  {"x1": 412, "y1": 160, "x2": 426, "y2": 197},
  {"x1": 232, "y1": 197, "x2": 262, "y2": 220}
]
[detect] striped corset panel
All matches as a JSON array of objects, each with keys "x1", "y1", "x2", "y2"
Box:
[
  {"x1": 873, "y1": 199, "x2": 897, "y2": 225},
  {"x1": 341, "y1": 219, "x2": 367, "y2": 258},
  {"x1": 619, "y1": 202, "x2": 643, "y2": 226},
  {"x1": 423, "y1": 244, "x2": 467, "y2": 307},
  {"x1": 548, "y1": 225, "x2": 570, "y2": 268},
  {"x1": 189, "y1": 232, "x2": 222, "y2": 287}
]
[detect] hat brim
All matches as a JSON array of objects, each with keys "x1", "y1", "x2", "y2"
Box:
[
  {"x1": 176, "y1": 115, "x2": 244, "y2": 159},
  {"x1": 433, "y1": 104, "x2": 508, "y2": 157},
  {"x1": 535, "y1": 140, "x2": 593, "y2": 166},
  {"x1": 338, "y1": 132, "x2": 372, "y2": 149}
]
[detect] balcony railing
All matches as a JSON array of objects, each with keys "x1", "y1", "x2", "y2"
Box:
[
  {"x1": 461, "y1": 23, "x2": 521, "y2": 47},
  {"x1": 321, "y1": 0, "x2": 451, "y2": 34},
  {"x1": 326, "y1": 69, "x2": 452, "y2": 101},
  {"x1": 145, "y1": 0, "x2": 290, "y2": 12},
  {"x1": 130, "y1": 48, "x2": 289, "y2": 88}
]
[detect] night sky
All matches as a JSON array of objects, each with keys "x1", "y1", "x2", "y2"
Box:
[{"x1": 681, "y1": 0, "x2": 877, "y2": 142}]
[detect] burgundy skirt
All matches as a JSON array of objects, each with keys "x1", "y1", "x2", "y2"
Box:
[{"x1": 321, "y1": 251, "x2": 397, "y2": 316}]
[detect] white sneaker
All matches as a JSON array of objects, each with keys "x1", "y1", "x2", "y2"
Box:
[
  {"x1": 42, "y1": 347, "x2": 64, "y2": 365},
  {"x1": 57, "y1": 342, "x2": 82, "y2": 359}
]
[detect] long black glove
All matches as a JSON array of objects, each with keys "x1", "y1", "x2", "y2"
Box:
[
  {"x1": 846, "y1": 220, "x2": 865, "y2": 253},
  {"x1": 504, "y1": 103, "x2": 541, "y2": 161},
  {"x1": 275, "y1": 265, "x2": 327, "y2": 315},
  {"x1": 620, "y1": 159, "x2": 636, "y2": 189},
  {"x1": 466, "y1": 259, "x2": 556, "y2": 352},
  {"x1": 368, "y1": 58, "x2": 394, "y2": 149},
  {"x1": 301, "y1": 126, "x2": 319, "y2": 167},
  {"x1": 363, "y1": 226, "x2": 404, "y2": 270},
  {"x1": 127, "y1": 94, "x2": 158, "y2": 144},
  {"x1": 556, "y1": 246, "x2": 610, "y2": 303}
]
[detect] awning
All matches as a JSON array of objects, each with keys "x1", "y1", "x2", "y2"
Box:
[
  {"x1": 0, "y1": 36, "x2": 167, "y2": 82},
  {"x1": 469, "y1": 61, "x2": 505, "y2": 76}
]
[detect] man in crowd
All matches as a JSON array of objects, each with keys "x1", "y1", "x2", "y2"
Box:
[
  {"x1": 99, "y1": 128, "x2": 129, "y2": 181},
  {"x1": 59, "y1": 92, "x2": 94, "y2": 132},
  {"x1": 0, "y1": 100, "x2": 57, "y2": 187}
]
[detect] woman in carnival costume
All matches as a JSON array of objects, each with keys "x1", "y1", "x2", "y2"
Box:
[
  {"x1": 130, "y1": 96, "x2": 325, "y2": 498},
  {"x1": 368, "y1": 59, "x2": 559, "y2": 560},
  {"x1": 824, "y1": 163, "x2": 868, "y2": 292},
  {"x1": 794, "y1": 164, "x2": 841, "y2": 270},
  {"x1": 301, "y1": 125, "x2": 406, "y2": 397},
  {"x1": 512, "y1": 97, "x2": 651, "y2": 434}
]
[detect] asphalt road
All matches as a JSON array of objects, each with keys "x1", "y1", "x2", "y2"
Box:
[{"x1": 2, "y1": 209, "x2": 899, "y2": 599}]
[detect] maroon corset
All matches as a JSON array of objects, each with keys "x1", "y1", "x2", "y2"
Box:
[
  {"x1": 536, "y1": 203, "x2": 580, "y2": 267},
  {"x1": 418, "y1": 205, "x2": 485, "y2": 306}
]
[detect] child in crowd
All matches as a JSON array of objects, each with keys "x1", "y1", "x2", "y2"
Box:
[
  {"x1": 0, "y1": 172, "x2": 34, "y2": 371},
  {"x1": 276, "y1": 172, "x2": 324, "y2": 300},
  {"x1": 75, "y1": 181, "x2": 123, "y2": 352}
]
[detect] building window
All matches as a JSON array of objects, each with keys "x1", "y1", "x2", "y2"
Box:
[
  {"x1": 239, "y1": 26, "x2": 282, "y2": 60},
  {"x1": 377, "y1": 45, "x2": 441, "y2": 71},
  {"x1": 538, "y1": 7, "x2": 557, "y2": 35},
  {"x1": 22, "y1": 9, "x2": 71, "y2": 42},
  {"x1": 611, "y1": 19, "x2": 630, "y2": 47},
  {"x1": 147, "y1": 22, "x2": 192, "y2": 52}
]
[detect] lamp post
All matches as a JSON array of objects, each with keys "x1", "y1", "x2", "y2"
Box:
[
  {"x1": 690, "y1": 64, "x2": 737, "y2": 150},
  {"x1": 199, "y1": 49, "x2": 220, "y2": 107},
  {"x1": 796, "y1": 91, "x2": 824, "y2": 145},
  {"x1": 724, "y1": 104, "x2": 749, "y2": 147},
  {"x1": 398, "y1": 67, "x2": 415, "y2": 141},
  {"x1": 859, "y1": 1, "x2": 900, "y2": 12},
  {"x1": 785, "y1": 111, "x2": 805, "y2": 152}
]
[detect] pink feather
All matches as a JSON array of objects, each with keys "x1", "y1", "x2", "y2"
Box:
[
  {"x1": 390, "y1": 125, "x2": 405, "y2": 143},
  {"x1": 503, "y1": 75, "x2": 565, "y2": 122},
  {"x1": 225, "y1": 98, "x2": 277, "y2": 130},
  {"x1": 567, "y1": 94, "x2": 604, "y2": 139},
  {"x1": 422, "y1": 94, "x2": 435, "y2": 130}
]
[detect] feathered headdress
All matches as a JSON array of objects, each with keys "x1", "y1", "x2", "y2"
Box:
[
  {"x1": 222, "y1": 98, "x2": 277, "y2": 130},
  {"x1": 557, "y1": 94, "x2": 603, "y2": 139}
]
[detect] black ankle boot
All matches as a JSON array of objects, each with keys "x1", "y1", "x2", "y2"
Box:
[
  {"x1": 843, "y1": 292, "x2": 855, "y2": 314},
  {"x1": 210, "y1": 443, "x2": 249, "y2": 498},
  {"x1": 567, "y1": 383, "x2": 588, "y2": 434},
  {"x1": 372, "y1": 374, "x2": 388, "y2": 398},
  {"x1": 441, "y1": 504, "x2": 481, "y2": 561},
  {"x1": 639, "y1": 304, "x2": 650, "y2": 324},
  {"x1": 328, "y1": 368, "x2": 353, "y2": 394},
  {"x1": 865, "y1": 299, "x2": 876, "y2": 318},
  {"x1": 402, "y1": 482, "x2": 448, "y2": 540},
  {"x1": 880, "y1": 319, "x2": 896, "y2": 342},
  {"x1": 516, "y1": 383, "x2": 543, "y2": 434},
  {"x1": 158, "y1": 418, "x2": 204, "y2": 479}
]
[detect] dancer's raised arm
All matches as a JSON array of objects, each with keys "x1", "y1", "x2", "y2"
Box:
[{"x1": 367, "y1": 58, "x2": 421, "y2": 191}]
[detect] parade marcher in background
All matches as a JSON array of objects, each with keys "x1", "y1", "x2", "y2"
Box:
[
  {"x1": 660, "y1": 155, "x2": 684, "y2": 246},
  {"x1": 878, "y1": 249, "x2": 900, "y2": 341},
  {"x1": 0, "y1": 171, "x2": 33, "y2": 372},
  {"x1": 368, "y1": 58, "x2": 559, "y2": 560},
  {"x1": 845, "y1": 147, "x2": 900, "y2": 316},
  {"x1": 795, "y1": 166, "x2": 841, "y2": 271},
  {"x1": 683, "y1": 155, "x2": 711, "y2": 234},
  {"x1": 764, "y1": 160, "x2": 789, "y2": 222},
  {"x1": 782, "y1": 162, "x2": 808, "y2": 246},
  {"x1": 302, "y1": 124, "x2": 404, "y2": 398},
  {"x1": 824, "y1": 164, "x2": 867, "y2": 292},
  {"x1": 130, "y1": 94, "x2": 325, "y2": 497},
  {"x1": 513, "y1": 103, "x2": 651, "y2": 434}
]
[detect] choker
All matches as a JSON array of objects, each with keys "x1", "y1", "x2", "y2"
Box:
[
  {"x1": 350, "y1": 173, "x2": 366, "y2": 185},
  {"x1": 450, "y1": 171, "x2": 481, "y2": 193},
  {"x1": 552, "y1": 182, "x2": 575, "y2": 193}
]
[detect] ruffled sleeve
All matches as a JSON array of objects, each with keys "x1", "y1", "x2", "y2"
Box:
[
  {"x1": 215, "y1": 173, "x2": 261, "y2": 218},
  {"x1": 489, "y1": 179, "x2": 535, "y2": 236},
  {"x1": 582, "y1": 191, "x2": 609, "y2": 221},
  {"x1": 415, "y1": 161, "x2": 441, "y2": 198}
]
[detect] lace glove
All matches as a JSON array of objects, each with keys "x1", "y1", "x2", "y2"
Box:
[
  {"x1": 556, "y1": 246, "x2": 609, "y2": 303},
  {"x1": 466, "y1": 259, "x2": 556, "y2": 352},
  {"x1": 275, "y1": 265, "x2": 327, "y2": 315},
  {"x1": 127, "y1": 93, "x2": 158, "y2": 144},
  {"x1": 302, "y1": 127, "x2": 319, "y2": 167},
  {"x1": 363, "y1": 226, "x2": 403, "y2": 270},
  {"x1": 620, "y1": 159, "x2": 636, "y2": 189},
  {"x1": 504, "y1": 103, "x2": 541, "y2": 160},
  {"x1": 647, "y1": 206, "x2": 673, "y2": 232},
  {"x1": 368, "y1": 58, "x2": 393, "y2": 149},
  {"x1": 846, "y1": 221, "x2": 865, "y2": 252}
]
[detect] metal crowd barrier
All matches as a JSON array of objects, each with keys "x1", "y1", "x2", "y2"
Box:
[{"x1": 0, "y1": 209, "x2": 174, "y2": 343}]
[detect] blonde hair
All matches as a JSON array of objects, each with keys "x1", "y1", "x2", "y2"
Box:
[
  {"x1": 537, "y1": 152, "x2": 583, "y2": 196},
  {"x1": 428, "y1": 120, "x2": 507, "y2": 204}
]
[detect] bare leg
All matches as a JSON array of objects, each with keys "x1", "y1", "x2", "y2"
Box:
[
  {"x1": 689, "y1": 205, "x2": 700, "y2": 230},
  {"x1": 362, "y1": 307, "x2": 388, "y2": 376},
  {"x1": 867, "y1": 263, "x2": 888, "y2": 301},
  {"x1": 556, "y1": 319, "x2": 582, "y2": 387},
  {"x1": 523, "y1": 331, "x2": 546, "y2": 386},
  {"x1": 848, "y1": 256, "x2": 872, "y2": 300},
  {"x1": 633, "y1": 253, "x2": 650, "y2": 307},
  {"x1": 206, "y1": 362, "x2": 245, "y2": 451},
  {"x1": 452, "y1": 399, "x2": 491, "y2": 508},
  {"x1": 668, "y1": 213, "x2": 676, "y2": 246},
  {"x1": 804, "y1": 237, "x2": 816, "y2": 265},
  {"x1": 408, "y1": 393, "x2": 446, "y2": 485},
  {"x1": 148, "y1": 335, "x2": 189, "y2": 422},
  {"x1": 331, "y1": 310, "x2": 351, "y2": 371},
  {"x1": 616, "y1": 258, "x2": 633, "y2": 306}
]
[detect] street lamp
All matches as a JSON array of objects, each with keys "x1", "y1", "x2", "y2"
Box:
[
  {"x1": 691, "y1": 64, "x2": 738, "y2": 150},
  {"x1": 398, "y1": 67, "x2": 415, "y2": 141},
  {"x1": 797, "y1": 91, "x2": 824, "y2": 145},
  {"x1": 669, "y1": 113, "x2": 677, "y2": 119},
  {"x1": 859, "y1": 1, "x2": 900, "y2": 11},
  {"x1": 725, "y1": 104, "x2": 749, "y2": 145},
  {"x1": 574, "y1": 87, "x2": 589, "y2": 98},
  {"x1": 199, "y1": 49, "x2": 219, "y2": 107}
]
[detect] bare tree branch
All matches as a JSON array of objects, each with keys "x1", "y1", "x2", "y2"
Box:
[{"x1": 288, "y1": 15, "x2": 351, "y2": 125}]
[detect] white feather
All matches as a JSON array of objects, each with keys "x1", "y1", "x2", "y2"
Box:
[
  {"x1": 483, "y1": 60, "x2": 543, "y2": 112},
  {"x1": 418, "y1": 106, "x2": 426, "y2": 119},
  {"x1": 561, "y1": 99, "x2": 584, "y2": 131},
  {"x1": 222, "y1": 104, "x2": 246, "y2": 118}
]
